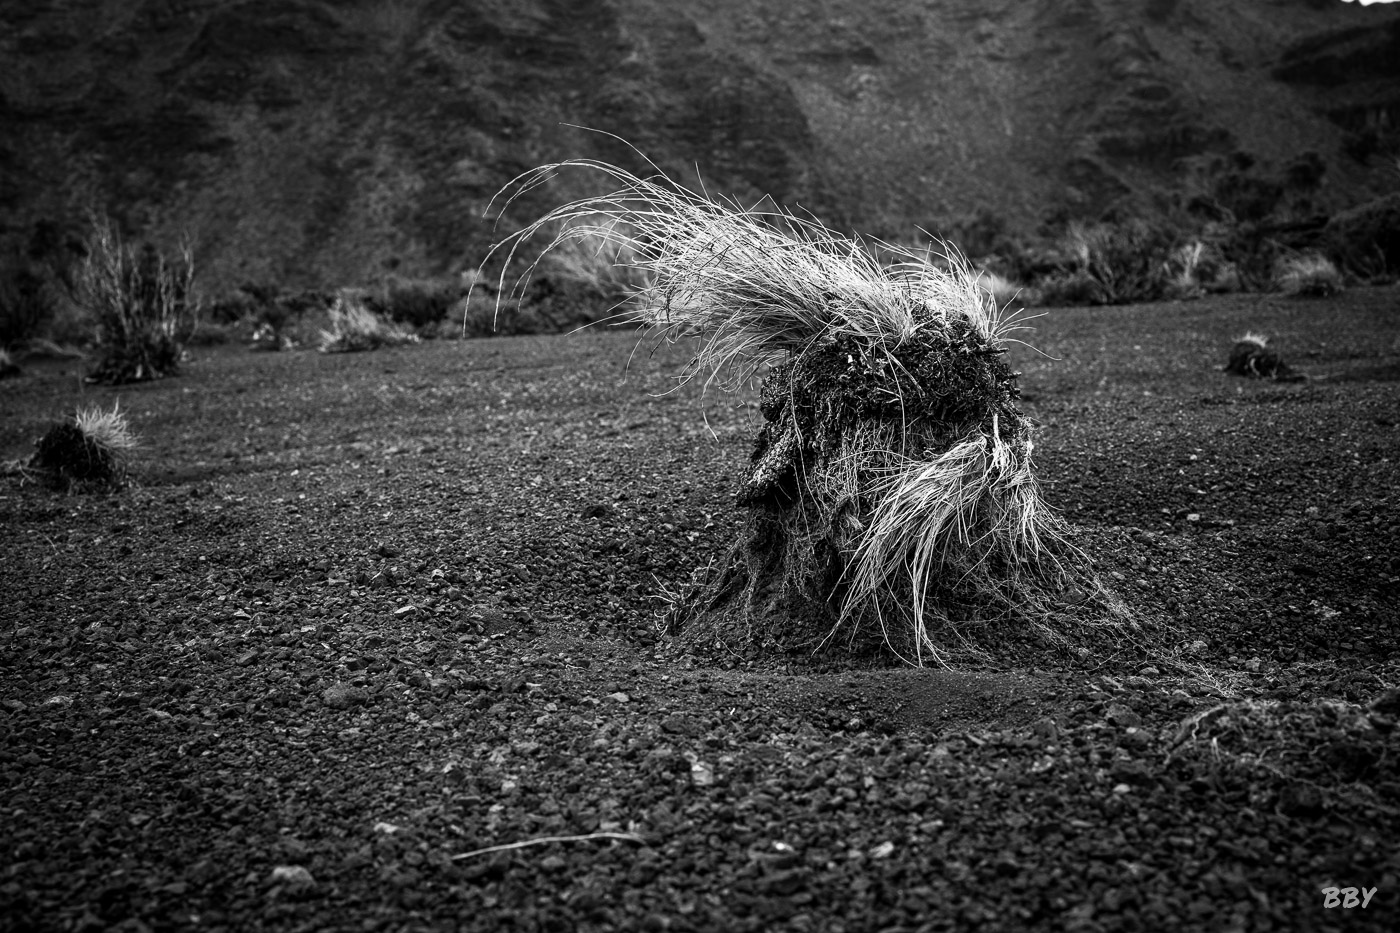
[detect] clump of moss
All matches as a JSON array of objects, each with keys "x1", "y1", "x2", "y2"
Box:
[{"x1": 28, "y1": 403, "x2": 139, "y2": 490}]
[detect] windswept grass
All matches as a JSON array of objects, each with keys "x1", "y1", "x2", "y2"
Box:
[{"x1": 491, "y1": 160, "x2": 1120, "y2": 665}]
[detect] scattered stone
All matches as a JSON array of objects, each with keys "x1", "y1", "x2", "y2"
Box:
[
  {"x1": 322, "y1": 683, "x2": 371, "y2": 709},
  {"x1": 269, "y1": 865, "x2": 315, "y2": 886},
  {"x1": 1105, "y1": 704, "x2": 1142, "y2": 729},
  {"x1": 606, "y1": 692, "x2": 630, "y2": 704}
]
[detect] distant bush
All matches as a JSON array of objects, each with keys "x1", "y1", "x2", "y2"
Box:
[
  {"x1": 318, "y1": 291, "x2": 420, "y2": 352},
  {"x1": 1036, "y1": 220, "x2": 1179, "y2": 306},
  {"x1": 0, "y1": 261, "x2": 59, "y2": 350},
  {"x1": 515, "y1": 217, "x2": 652, "y2": 331},
  {"x1": 1274, "y1": 252, "x2": 1343, "y2": 297},
  {"x1": 973, "y1": 269, "x2": 1033, "y2": 310},
  {"x1": 450, "y1": 291, "x2": 550, "y2": 338},
  {"x1": 78, "y1": 218, "x2": 199, "y2": 384},
  {"x1": 368, "y1": 276, "x2": 462, "y2": 331},
  {"x1": 1322, "y1": 192, "x2": 1400, "y2": 280},
  {"x1": 1161, "y1": 240, "x2": 1241, "y2": 299},
  {"x1": 0, "y1": 346, "x2": 20, "y2": 379}
]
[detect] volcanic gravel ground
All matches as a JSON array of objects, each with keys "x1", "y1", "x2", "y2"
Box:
[{"x1": 1, "y1": 288, "x2": 1398, "y2": 932}]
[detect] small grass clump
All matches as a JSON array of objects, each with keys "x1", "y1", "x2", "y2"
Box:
[
  {"x1": 1274, "y1": 252, "x2": 1343, "y2": 298},
  {"x1": 493, "y1": 160, "x2": 1125, "y2": 666},
  {"x1": 318, "y1": 291, "x2": 420, "y2": 352},
  {"x1": 78, "y1": 218, "x2": 199, "y2": 384},
  {"x1": 1224, "y1": 332, "x2": 1301, "y2": 381},
  {"x1": 28, "y1": 402, "x2": 139, "y2": 490}
]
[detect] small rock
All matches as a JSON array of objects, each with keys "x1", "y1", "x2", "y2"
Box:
[
  {"x1": 322, "y1": 683, "x2": 370, "y2": 709},
  {"x1": 269, "y1": 865, "x2": 315, "y2": 886},
  {"x1": 689, "y1": 759, "x2": 715, "y2": 786},
  {"x1": 605, "y1": 692, "x2": 630, "y2": 704},
  {"x1": 868, "y1": 841, "x2": 896, "y2": 859},
  {"x1": 1105, "y1": 703, "x2": 1142, "y2": 728},
  {"x1": 1120, "y1": 727, "x2": 1153, "y2": 750},
  {"x1": 3, "y1": 700, "x2": 28, "y2": 713},
  {"x1": 372, "y1": 821, "x2": 401, "y2": 835},
  {"x1": 1369, "y1": 688, "x2": 1400, "y2": 718},
  {"x1": 236, "y1": 650, "x2": 260, "y2": 667},
  {"x1": 1030, "y1": 717, "x2": 1061, "y2": 742}
]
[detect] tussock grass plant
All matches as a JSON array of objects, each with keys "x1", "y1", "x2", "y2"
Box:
[
  {"x1": 28, "y1": 402, "x2": 139, "y2": 490},
  {"x1": 78, "y1": 218, "x2": 198, "y2": 384},
  {"x1": 318, "y1": 291, "x2": 420, "y2": 353},
  {"x1": 1274, "y1": 252, "x2": 1343, "y2": 297},
  {"x1": 1225, "y1": 332, "x2": 1299, "y2": 381},
  {"x1": 492, "y1": 160, "x2": 1124, "y2": 665}
]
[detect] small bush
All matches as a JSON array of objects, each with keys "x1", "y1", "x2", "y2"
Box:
[
  {"x1": 28, "y1": 402, "x2": 139, "y2": 490},
  {"x1": 509, "y1": 216, "x2": 652, "y2": 331},
  {"x1": 369, "y1": 276, "x2": 462, "y2": 331},
  {"x1": 1274, "y1": 253, "x2": 1343, "y2": 297},
  {"x1": 1161, "y1": 240, "x2": 1240, "y2": 299},
  {"x1": 78, "y1": 219, "x2": 199, "y2": 384},
  {"x1": 1039, "y1": 220, "x2": 1178, "y2": 306},
  {"x1": 0, "y1": 347, "x2": 20, "y2": 379},
  {"x1": 0, "y1": 261, "x2": 60, "y2": 350},
  {"x1": 317, "y1": 292, "x2": 420, "y2": 352},
  {"x1": 973, "y1": 269, "x2": 1033, "y2": 310}
]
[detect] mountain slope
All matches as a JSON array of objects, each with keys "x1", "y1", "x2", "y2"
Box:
[{"x1": 1, "y1": 0, "x2": 1396, "y2": 293}]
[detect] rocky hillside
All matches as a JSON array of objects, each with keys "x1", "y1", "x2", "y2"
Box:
[{"x1": 2, "y1": 0, "x2": 1398, "y2": 293}]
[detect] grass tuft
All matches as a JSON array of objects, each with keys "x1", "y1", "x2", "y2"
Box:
[
  {"x1": 28, "y1": 401, "x2": 139, "y2": 490},
  {"x1": 492, "y1": 159, "x2": 1120, "y2": 665}
]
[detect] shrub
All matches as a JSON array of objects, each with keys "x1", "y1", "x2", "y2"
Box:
[
  {"x1": 0, "y1": 347, "x2": 20, "y2": 379},
  {"x1": 972, "y1": 269, "x2": 1034, "y2": 310},
  {"x1": 77, "y1": 218, "x2": 198, "y2": 384},
  {"x1": 0, "y1": 261, "x2": 60, "y2": 350},
  {"x1": 1039, "y1": 220, "x2": 1178, "y2": 306},
  {"x1": 1322, "y1": 192, "x2": 1400, "y2": 279},
  {"x1": 1274, "y1": 252, "x2": 1343, "y2": 297},
  {"x1": 317, "y1": 291, "x2": 420, "y2": 352},
  {"x1": 369, "y1": 276, "x2": 461, "y2": 331},
  {"x1": 492, "y1": 214, "x2": 653, "y2": 333},
  {"x1": 1160, "y1": 240, "x2": 1240, "y2": 299},
  {"x1": 28, "y1": 402, "x2": 139, "y2": 490}
]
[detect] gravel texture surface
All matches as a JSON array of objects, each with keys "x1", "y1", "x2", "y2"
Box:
[{"x1": 2, "y1": 287, "x2": 1398, "y2": 932}]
